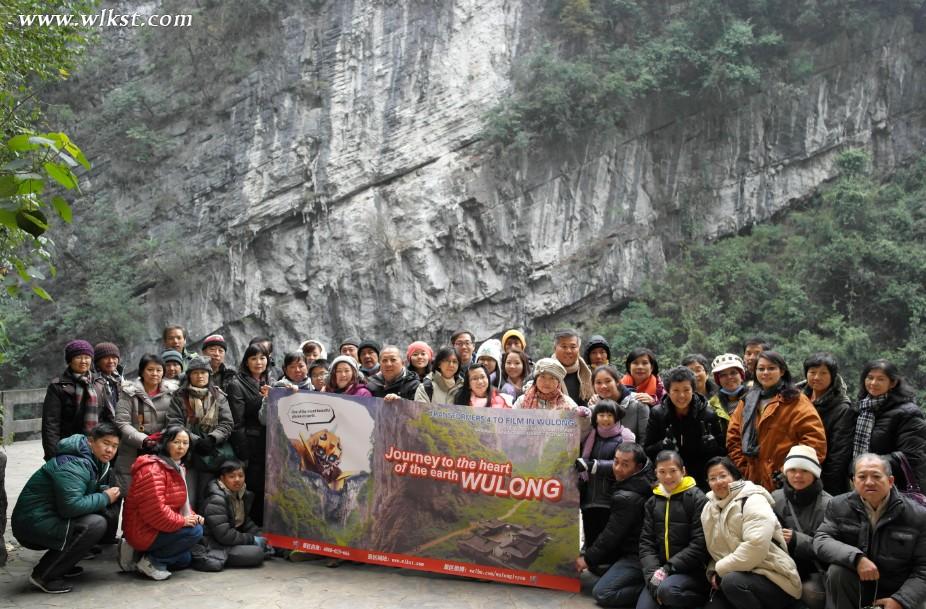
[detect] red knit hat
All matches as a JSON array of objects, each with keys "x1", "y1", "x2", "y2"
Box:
[{"x1": 406, "y1": 341, "x2": 433, "y2": 362}]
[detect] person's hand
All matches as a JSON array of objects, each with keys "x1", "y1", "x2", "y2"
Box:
[
  {"x1": 633, "y1": 392, "x2": 654, "y2": 405},
  {"x1": 384, "y1": 393, "x2": 400, "y2": 401},
  {"x1": 141, "y1": 435, "x2": 159, "y2": 452},
  {"x1": 648, "y1": 567, "x2": 668, "y2": 596},
  {"x1": 587, "y1": 394, "x2": 600, "y2": 407},
  {"x1": 661, "y1": 436, "x2": 677, "y2": 450},
  {"x1": 857, "y1": 556, "x2": 880, "y2": 581},
  {"x1": 259, "y1": 385, "x2": 271, "y2": 398},
  {"x1": 781, "y1": 528, "x2": 793, "y2": 544},
  {"x1": 575, "y1": 556, "x2": 588, "y2": 573},
  {"x1": 575, "y1": 458, "x2": 590, "y2": 473},
  {"x1": 183, "y1": 514, "x2": 200, "y2": 527},
  {"x1": 709, "y1": 573, "x2": 720, "y2": 590},
  {"x1": 195, "y1": 435, "x2": 216, "y2": 456},
  {"x1": 576, "y1": 406, "x2": 591, "y2": 418},
  {"x1": 874, "y1": 597, "x2": 903, "y2": 609},
  {"x1": 254, "y1": 536, "x2": 268, "y2": 550},
  {"x1": 103, "y1": 487, "x2": 121, "y2": 504},
  {"x1": 289, "y1": 386, "x2": 299, "y2": 393}
]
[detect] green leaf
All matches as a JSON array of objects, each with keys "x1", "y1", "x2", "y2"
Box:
[
  {"x1": 6, "y1": 285, "x2": 20, "y2": 298},
  {"x1": 0, "y1": 175, "x2": 18, "y2": 197},
  {"x1": 13, "y1": 260, "x2": 30, "y2": 282},
  {"x1": 51, "y1": 196, "x2": 73, "y2": 223},
  {"x1": 16, "y1": 179, "x2": 44, "y2": 195},
  {"x1": 7, "y1": 135, "x2": 37, "y2": 151},
  {"x1": 43, "y1": 162, "x2": 78, "y2": 190},
  {"x1": 28, "y1": 136, "x2": 57, "y2": 150},
  {"x1": 63, "y1": 142, "x2": 90, "y2": 170},
  {"x1": 31, "y1": 285, "x2": 52, "y2": 301},
  {"x1": 0, "y1": 210, "x2": 17, "y2": 230}
]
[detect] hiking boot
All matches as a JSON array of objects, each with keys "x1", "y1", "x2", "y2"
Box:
[
  {"x1": 136, "y1": 555, "x2": 170, "y2": 581},
  {"x1": 117, "y1": 538, "x2": 138, "y2": 572},
  {"x1": 29, "y1": 575, "x2": 72, "y2": 594}
]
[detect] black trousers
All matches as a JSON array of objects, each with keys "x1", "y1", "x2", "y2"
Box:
[
  {"x1": 32, "y1": 514, "x2": 107, "y2": 582},
  {"x1": 705, "y1": 571, "x2": 796, "y2": 609}
]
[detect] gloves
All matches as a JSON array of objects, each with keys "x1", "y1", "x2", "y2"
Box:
[
  {"x1": 661, "y1": 436, "x2": 677, "y2": 451},
  {"x1": 195, "y1": 435, "x2": 217, "y2": 456},
  {"x1": 574, "y1": 458, "x2": 599, "y2": 474}
]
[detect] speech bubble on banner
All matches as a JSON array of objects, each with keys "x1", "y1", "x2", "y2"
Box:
[{"x1": 289, "y1": 401, "x2": 336, "y2": 430}]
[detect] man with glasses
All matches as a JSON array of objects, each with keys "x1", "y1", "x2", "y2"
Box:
[
  {"x1": 814, "y1": 453, "x2": 926, "y2": 609},
  {"x1": 450, "y1": 330, "x2": 475, "y2": 373}
]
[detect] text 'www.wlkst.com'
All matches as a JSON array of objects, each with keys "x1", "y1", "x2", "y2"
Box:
[{"x1": 12, "y1": 9, "x2": 192, "y2": 28}]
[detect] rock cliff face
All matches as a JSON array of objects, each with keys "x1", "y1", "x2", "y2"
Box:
[{"x1": 50, "y1": 1, "x2": 926, "y2": 361}]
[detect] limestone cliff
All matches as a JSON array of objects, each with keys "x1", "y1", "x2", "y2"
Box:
[{"x1": 40, "y1": 1, "x2": 926, "y2": 366}]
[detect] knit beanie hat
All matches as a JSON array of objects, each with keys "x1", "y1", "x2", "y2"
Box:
[
  {"x1": 202, "y1": 334, "x2": 227, "y2": 351},
  {"x1": 584, "y1": 335, "x2": 611, "y2": 363},
  {"x1": 406, "y1": 341, "x2": 434, "y2": 362},
  {"x1": 782, "y1": 444, "x2": 822, "y2": 478},
  {"x1": 161, "y1": 350, "x2": 184, "y2": 365},
  {"x1": 339, "y1": 337, "x2": 361, "y2": 351},
  {"x1": 533, "y1": 358, "x2": 567, "y2": 383},
  {"x1": 358, "y1": 339, "x2": 381, "y2": 355},
  {"x1": 330, "y1": 355, "x2": 360, "y2": 375},
  {"x1": 65, "y1": 339, "x2": 94, "y2": 363},
  {"x1": 186, "y1": 357, "x2": 212, "y2": 374},
  {"x1": 475, "y1": 339, "x2": 502, "y2": 368},
  {"x1": 93, "y1": 341, "x2": 121, "y2": 362},
  {"x1": 501, "y1": 329, "x2": 527, "y2": 351},
  {"x1": 300, "y1": 339, "x2": 327, "y2": 360}
]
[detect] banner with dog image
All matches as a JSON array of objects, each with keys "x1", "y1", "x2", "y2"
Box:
[{"x1": 262, "y1": 389, "x2": 581, "y2": 592}]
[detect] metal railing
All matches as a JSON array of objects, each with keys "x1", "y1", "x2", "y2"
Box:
[{"x1": 0, "y1": 388, "x2": 44, "y2": 444}]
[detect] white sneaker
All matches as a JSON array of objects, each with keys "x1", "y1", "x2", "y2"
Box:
[
  {"x1": 117, "y1": 538, "x2": 138, "y2": 573},
  {"x1": 135, "y1": 555, "x2": 170, "y2": 581}
]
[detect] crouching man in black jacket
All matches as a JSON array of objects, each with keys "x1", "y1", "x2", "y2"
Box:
[
  {"x1": 814, "y1": 453, "x2": 926, "y2": 609},
  {"x1": 576, "y1": 442, "x2": 656, "y2": 608}
]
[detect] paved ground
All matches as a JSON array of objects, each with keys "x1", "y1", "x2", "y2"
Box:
[{"x1": 1, "y1": 440, "x2": 596, "y2": 608}]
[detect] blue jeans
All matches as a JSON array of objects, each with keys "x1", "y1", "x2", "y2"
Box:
[
  {"x1": 636, "y1": 573, "x2": 709, "y2": 609},
  {"x1": 593, "y1": 557, "x2": 644, "y2": 607},
  {"x1": 146, "y1": 524, "x2": 203, "y2": 570}
]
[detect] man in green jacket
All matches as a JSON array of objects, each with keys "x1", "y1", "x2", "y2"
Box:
[{"x1": 12, "y1": 423, "x2": 121, "y2": 594}]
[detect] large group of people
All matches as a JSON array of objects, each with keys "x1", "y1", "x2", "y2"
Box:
[{"x1": 5, "y1": 325, "x2": 925, "y2": 608}]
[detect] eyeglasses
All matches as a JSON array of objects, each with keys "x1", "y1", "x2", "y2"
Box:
[{"x1": 311, "y1": 373, "x2": 327, "y2": 380}]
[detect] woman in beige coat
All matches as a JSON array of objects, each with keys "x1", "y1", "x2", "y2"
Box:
[{"x1": 701, "y1": 456, "x2": 801, "y2": 609}]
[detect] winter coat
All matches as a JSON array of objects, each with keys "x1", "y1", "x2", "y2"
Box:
[
  {"x1": 771, "y1": 481, "x2": 831, "y2": 577},
  {"x1": 122, "y1": 454, "x2": 193, "y2": 551},
  {"x1": 639, "y1": 477, "x2": 709, "y2": 581},
  {"x1": 415, "y1": 372, "x2": 462, "y2": 405},
  {"x1": 644, "y1": 394, "x2": 725, "y2": 489},
  {"x1": 727, "y1": 390, "x2": 827, "y2": 491},
  {"x1": 225, "y1": 372, "x2": 266, "y2": 460},
  {"x1": 167, "y1": 384, "x2": 235, "y2": 472},
  {"x1": 11, "y1": 434, "x2": 111, "y2": 551},
  {"x1": 340, "y1": 383, "x2": 373, "y2": 398},
  {"x1": 797, "y1": 377, "x2": 856, "y2": 495},
  {"x1": 814, "y1": 488, "x2": 926, "y2": 607},
  {"x1": 701, "y1": 480, "x2": 801, "y2": 599},
  {"x1": 579, "y1": 430, "x2": 628, "y2": 510},
  {"x1": 583, "y1": 460, "x2": 657, "y2": 569},
  {"x1": 365, "y1": 368, "x2": 420, "y2": 401},
  {"x1": 561, "y1": 357, "x2": 594, "y2": 406},
  {"x1": 856, "y1": 393, "x2": 926, "y2": 491},
  {"x1": 41, "y1": 370, "x2": 109, "y2": 460},
  {"x1": 619, "y1": 395, "x2": 650, "y2": 448},
  {"x1": 201, "y1": 478, "x2": 259, "y2": 547},
  {"x1": 114, "y1": 378, "x2": 177, "y2": 494},
  {"x1": 212, "y1": 363, "x2": 238, "y2": 394}
]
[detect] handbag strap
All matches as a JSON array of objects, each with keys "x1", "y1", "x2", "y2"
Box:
[
  {"x1": 898, "y1": 453, "x2": 922, "y2": 492},
  {"x1": 786, "y1": 495, "x2": 826, "y2": 573}
]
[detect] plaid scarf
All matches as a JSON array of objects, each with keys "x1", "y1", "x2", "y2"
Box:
[
  {"x1": 519, "y1": 384, "x2": 569, "y2": 409},
  {"x1": 185, "y1": 385, "x2": 219, "y2": 431},
  {"x1": 64, "y1": 369, "x2": 102, "y2": 433},
  {"x1": 853, "y1": 394, "x2": 887, "y2": 458}
]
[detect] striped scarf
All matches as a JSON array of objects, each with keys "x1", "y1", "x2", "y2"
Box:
[
  {"x1": 853, "y1": 394, "x2": 887, "y2": 458},
  {"x1": 64, "y1": 369, "x2": 102, "y2": 433}
]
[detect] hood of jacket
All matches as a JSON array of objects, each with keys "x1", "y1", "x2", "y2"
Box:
[
  {"x1": 614, "y1": 459, "x2": 657, "y2": 498},
  {"x1": 708, "y1": 478, "x2": 774, "y2": 508},
  {"x1": 51, "y1": 434, "x2": 103, "y2": 477},
  {"x1": 654, "y1": 475, "x2": 698, "y2": 498}
]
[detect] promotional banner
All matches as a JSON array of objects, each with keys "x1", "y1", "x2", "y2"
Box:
[{"x1": 262, "y1": 389, "x2": 581, "y2": 591}]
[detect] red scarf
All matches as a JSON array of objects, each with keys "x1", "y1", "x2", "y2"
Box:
[{"x1": 621, "y1": 373, "x2": 657, "y2": 399}]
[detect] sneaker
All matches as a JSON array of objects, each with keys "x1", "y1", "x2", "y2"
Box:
[
  {"x1": 62, "y1": 565, "x2": 84, "y2": 578},
  {"x1": 29, "y1": 575, "x2": 72, "y2": 594},
  {"x1": 135, "y1": 556, "x2": 171, "y2": 581},
  {"x1": 117, "y1": 538, "x2": 138, "y2": 573}
]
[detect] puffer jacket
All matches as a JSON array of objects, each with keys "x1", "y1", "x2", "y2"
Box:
[
  {"x1": 707, "y1": 387, "x2": 747, "y2": 440},
  {"x1": 415, "y1": 372, "x2": 462, "y2": 405},
  {"x1": 701, "y1": 480, "x2": 801, "y2": 599},
  {"x1": 771, "y1": 480, "x2": 830, "y2": 577},
  {"x1": 620, "y1": 395, "x2": 650, "y2": 448},
  {"x1": 114, "y1": 378, "x2": 177, "y2": 494},
  {"x1": 583, "y1": 460, "x2": 657, "y2": 569},
  {"x1": 858, "y1": 393, "x2": 926, "y2": 491},
  {"x1": 814, "y1": 488, "x2": 926, "y2": 608},
  {"x1": 201, "y1": 478, "x2": 259, "y2": 547},
  {"x1": 365, "y1": 367, "x2": 420, "y2": 401},
  {"x1": 798, "y1": 376, "x2": 856, "y2": 495},
  {"x1": 579, "y1": 428, "x2": 633, "y2": 510},
  {"x1": 122, "y1": 454, "x2": 193, "y2": 551},
  {"x1": 644, "y1": 394, "x2": 725, "y2": 489},
  {"x1": 225, "y1": 372, "x2": 266, "y2": 460},
  {"x1": 40, "y1": 370, "x2": 109, "y2": 460},
  {"x1": 639, "y1": 476, "x2": 708, "y2": 581},
  {"x1": 727, "y1": 390, "x2": 827, "y2": 491},
  {"x1": 11, "y1": 434, "x2": 111, "y2": 551}
]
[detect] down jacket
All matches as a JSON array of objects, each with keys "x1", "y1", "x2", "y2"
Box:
[
  {"x1": 814, "y1": 488, "x2": 926, "y2": 608},
  {"x1": 857, "y1": 393, "x2": 926, "y2": 491},
  {"x1": 639, "y1": 476, "x2": 709, "y2": 582},
  {"x1": 644, "y1": 394, "x2": 725, "y2": 489},
  {"x1": 727, "y1": 390, "x2": 827, "y2": 491},
  {"x1": 701, "y1": 480, "x2": 801, "y2": 599},
  {"x1": 41, "y1": 371, "x2": 109, "y2": 460},
  {"x1": 583, "y1": 460, "x2": 657, "y2": 569},
  {"x1": 797, "y1": 376, "x2": 856, "y2": 495},
  {"x1": 11, "y1": 434, "x2": 111, "y2": 551},
  {"x1": 201, "y1": 478, "x2": 259, "y2": 547},
  {"x1": 113, "y1": 378, "x2": 177, "y2": 494},
  {"x1": 365, "y1": 368, "x2": 420, "y2": 401},
  {"x1": 122, "y1": 454, "x2": 194, "y2": 551},
  {"x1": 771, "y1": 481, "x2": 831, "y2": 577}
]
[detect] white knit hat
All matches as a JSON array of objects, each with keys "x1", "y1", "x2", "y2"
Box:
[{"x1": 782, "y1": 444, "x2": 822, "y2": 478}]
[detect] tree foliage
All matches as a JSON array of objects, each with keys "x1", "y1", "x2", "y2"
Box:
[
  {"x1": 485, "y1": 0, "x2": 920, "y2": 146},
  {"x1": 588, "y1": 150, "x2": 926, "y2": 401}
]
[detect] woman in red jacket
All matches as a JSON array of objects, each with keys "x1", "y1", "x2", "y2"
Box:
[{"x1": 120, "y1": 425, "x2": 204, "y2": 580}]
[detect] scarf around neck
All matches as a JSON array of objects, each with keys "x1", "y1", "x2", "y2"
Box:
[
  {"x1": 218, "y1": 479, "x2": 247, "y2": 528},
  {"x1": 186, "y1": 385, "x2": 219, "y2": 431},
  {"x1": 784, "y1": 478, "x2": 823, "y2": 508},
  {"x1": 65, "y1": 368, "x2": 103, "y2": 433},
  {"x1": 853, "y1": 394, "x2": 887, "y2": 458},
  {"x1": 620, "y1": 373, "x2": 658, "y2": 399},
  {"x1": 520, "y1": 384, "x2": 568, "y2": 409}
]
